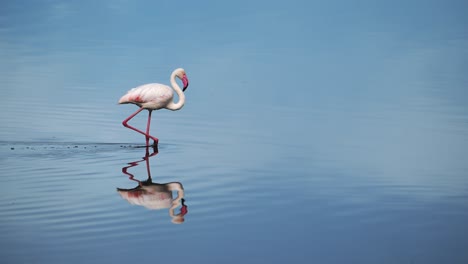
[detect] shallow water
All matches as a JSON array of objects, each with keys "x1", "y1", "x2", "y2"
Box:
[{"x1": 1, "y1": 1, "x2": 468, "y2": 263}]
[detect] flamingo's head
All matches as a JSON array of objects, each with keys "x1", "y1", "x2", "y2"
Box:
[{"x1": 174, "y1": 68, "x2": 189, "y2": 92}]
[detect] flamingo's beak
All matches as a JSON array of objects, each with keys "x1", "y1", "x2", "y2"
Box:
[{"x1": 182, "y1": 76, "x2": 189, "y2": 92}]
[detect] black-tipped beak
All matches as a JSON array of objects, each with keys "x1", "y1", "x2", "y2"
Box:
[{"x1": 182, "y1": 76, "x2": 189, "y2": 92}]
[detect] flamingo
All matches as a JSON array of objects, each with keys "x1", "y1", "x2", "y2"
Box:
[{"x1": 118, "y1": 68, "x2": 189, "y2": 146}]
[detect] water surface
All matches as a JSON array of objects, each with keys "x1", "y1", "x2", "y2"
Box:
[{"x1": 1, "y1": 1, "x2": 468, "y2": 263}]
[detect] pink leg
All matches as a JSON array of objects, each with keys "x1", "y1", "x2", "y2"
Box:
[
  {"x1": 145, "y1": 110, "x2": 158, "y2": 146},
  {"x1": 122, "y1": 108, "x2": 159, "y2": 146}
]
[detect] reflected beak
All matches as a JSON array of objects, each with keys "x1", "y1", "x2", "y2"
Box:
[{"x1": 182, "y1": 76, "x2": 189, "y2": 92}]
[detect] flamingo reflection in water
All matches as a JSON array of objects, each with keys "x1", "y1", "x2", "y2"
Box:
[{"x1": 117, "y1": 146, "x2": 188, "y2": 224}]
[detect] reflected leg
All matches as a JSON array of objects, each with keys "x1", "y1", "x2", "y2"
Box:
[{"x1": 122, "y1": 146, "x2": 158, "y2": 184}]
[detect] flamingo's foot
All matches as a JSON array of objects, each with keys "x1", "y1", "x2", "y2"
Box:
[
  {"x1": 147, "y1": 137, "x2": 158, "y2": 150},
  {"x1": 151, "y1": 141, "x2": 158, "y2": 151},
  {"x1": 144, "y1": 134, "x2": 158, "y2": 148}
]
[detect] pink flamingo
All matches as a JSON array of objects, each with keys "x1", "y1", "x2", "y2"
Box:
[{"x1": 118, "y1": 68, "x2": 189, "y2": 146}]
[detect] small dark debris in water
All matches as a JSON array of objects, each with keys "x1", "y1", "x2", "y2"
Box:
[
  {"x1": 84, "y1": 147, "x2": 87, "y2": 149},
  {"x1": 26, "y1": 147, "x2": 29, "y2": 149},
  {"x1": 67, "y1": 146, "x2": 70, "y2": 148},
  {"x1": 10, "y1": 147, "x2": 14, "y2": 150},
  {"x1": 74, "y1": 146, "x2": 78, "y2": 148}
]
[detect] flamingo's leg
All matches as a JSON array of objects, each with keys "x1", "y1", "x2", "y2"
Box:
[
  {"x1": 122, "y1": 108, "x2": 158, "y2": 146},
  {"x1": 145, "y1": 110, "x2": 158, "y2": 146}
]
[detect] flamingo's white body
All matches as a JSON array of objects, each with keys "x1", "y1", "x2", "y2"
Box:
[{"x1": 118, "y1": 68, "x2": 189, "y2": 146}]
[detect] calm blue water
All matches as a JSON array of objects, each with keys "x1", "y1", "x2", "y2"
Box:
[{"x1": 1, "y1": 1, "x2": 468, "y2": 263}]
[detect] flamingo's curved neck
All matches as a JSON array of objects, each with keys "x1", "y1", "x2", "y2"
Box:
[
  {"x1": 166, "y1": 71, "x2": 186, "y2": 111},
  {"x1": 168, "y1": 182, "x2": 185, "y2": 217}
]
